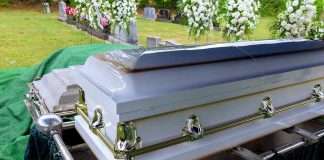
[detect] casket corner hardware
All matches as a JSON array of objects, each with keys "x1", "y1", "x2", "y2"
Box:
[
  {"x1": 75, "y1": 88, "x2": 88, "y2": 116},
  {"x1": 259, "y1": 97, "x2": 275, "y2": 118},
  {"x1": 182, "y1": 114, "x2": 203, "y2": 141},
  {"x1": 89, "y1": 108, "x2": 105, "y2": 133},
  {"x1": 311, "y1": 84, "x2": 324, "y2": 102},
  {"x1": 114, "y1": 121, "x2": 141, "y2": 160}
]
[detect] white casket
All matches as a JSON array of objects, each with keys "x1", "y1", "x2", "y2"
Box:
[
  {"x1": 69, "y1": 39, "x2": 324, "y2": 159},
  {"x1": 25, "y1": 68, "x2": 79, "y2": 121}
]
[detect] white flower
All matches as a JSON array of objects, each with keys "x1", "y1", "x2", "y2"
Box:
[
  {"x1": 228, "y1": 6, "x2": 233, "y2": 11},
  {"x1": 274, "y1": 0, "x2": 317, "y2": 39},
  {"x1": 179, "y1": 0, "x2": 217, "y2": 38},
  {"x1": 292, "y1": 1, "x2": 299, "y2": 6},
  {"x1": 231, "y1": 19, "x2": 238, "y2": 24},
  {"x1": 287, "y1": 6, "x2": 294, "y2": 13},
  {"x1": 281, "y1": 20, "x2": 288, "y2": 27},
  {"x1": 223, "y1": 0, "x2": 260, "y2": 41}
]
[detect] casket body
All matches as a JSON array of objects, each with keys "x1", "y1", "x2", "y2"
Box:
[
  {"x1": 25, "y1": 68, "x2": 79, "y2": 122},
  {"x1": 71, "y1": 40, "x2": 324, "y2": 159}
]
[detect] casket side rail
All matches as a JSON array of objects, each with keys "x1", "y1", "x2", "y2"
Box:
[
  {"x1": 75, "y1": 83, "x2": 324, "y2": 159},
  {"x1": 25, "y1": 81, "x2": 76, "y2": 129}
]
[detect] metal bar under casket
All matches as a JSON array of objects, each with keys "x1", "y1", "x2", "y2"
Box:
[
  {"x1": 261, "y1": 128, "x2": 324, "y2": 160},
  {"x1": 52, "y1": 132, "x2": 74, "y2": 160}
]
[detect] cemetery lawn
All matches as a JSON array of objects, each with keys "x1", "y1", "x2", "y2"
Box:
[
  {"x1": 137, "y1": 17, "x2": 274, "y2": 46},
  {"x1": 1, "y1": 8, "x2": 274, "y2": 69},
  {"x1": 0, "y1": 8, "x2": 102, "y2": 69}
]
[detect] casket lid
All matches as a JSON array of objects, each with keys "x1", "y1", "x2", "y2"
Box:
[
  {"x1": 106, "y1": 39, "x2": 324, "y2": 72},
  {"x1": 76, "y1": 39, "x2": 324, "y2": 121}
]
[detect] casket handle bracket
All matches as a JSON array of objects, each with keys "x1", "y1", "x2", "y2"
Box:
[
  {"x1": 182, "y1": 114, "x2": 204, "y2": 141},
  {"x1": 259, "y1": 97, "x2": 275, "y2": 118},
  {"x1": 75, "y1": 88, "x2": 88, "y2": 116},
  {"x1": 114, "y1": 121, "x2": 141, "y2": 159},
  {"x1": 311, "y1": 84, "x2": 324, "y2": 102},
  {"x1": 89, "y1": 108, "x2": 105, "y2": 133}
]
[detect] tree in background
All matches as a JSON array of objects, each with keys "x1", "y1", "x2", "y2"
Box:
[{"x1": 139, "y1": 0, "x2": 150, "y2": 7}]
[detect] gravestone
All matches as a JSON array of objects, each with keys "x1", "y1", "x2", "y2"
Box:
[
  {"x1": 58, "y1": 1, "x2": 67, "y2": 21},
  {"x1": 114, "y1": 21, "x2": 138, "y2": 45},
  {"x1": 165, "y1": 39, "x2": 181, "y2": 46},
  {"x1": 157, "y1": 9, "x2": 171, "y2": 22},
  {"x1": 42, "y1": 2, "x2": 51, "y2": 13},
  {"x1": 146, "y1": 36, "x2": 161, "y2": 48},
  {"x1": 143, "y1": 7, "x2": 156, "y2": 20},
  {"x1": 213, "y1": 23, "x2": 221, "y2": 31}
]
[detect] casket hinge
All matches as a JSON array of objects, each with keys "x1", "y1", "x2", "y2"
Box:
[
  {"x1": 259, "y1": 97, "x2": 275, "y2": 118},
  {"x1": 89, "y1": 108, "x2": 105, "y2": 133},
  {"x1": 182, "y1": 114, "x2": 203, "y2": 141},
  {"x1": 311, "y1": 84, "x2": 324, "y2": 102},
  {"x1": 114, "y1": 121, "x2": 141, "y2": 159},
  {"x1": 75, "y1": 88, "x2": 88, "y2": 116}
]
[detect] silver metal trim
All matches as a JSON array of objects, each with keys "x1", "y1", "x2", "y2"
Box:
[
  {"x1": 51, "y1": 131, "x2": 74, "y2": 160},
  {"x1": 233, "y1": 147, "x2": 262, "y2": 160},
  {"x1": 311, "y1": 84, "x2": 324, "y2": 101},
  {"x1": 63, "y1": 121, "x2": 75, "y2": 130},
  {"x1": 261, "y1": 128, "x2": 324, "y2": 160},
  {"x1": 284, "y1": 126, "x2": 319, "y2": 143}
]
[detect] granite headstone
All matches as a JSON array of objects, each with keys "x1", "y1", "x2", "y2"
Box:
[
  {"x1": 143, "y1": 7, "x2": 156, "y2": 20},
  {"x1": 58, "y1": 1, "x2": 67, "y2": 21},
  {"x1": 114, "y1": 21, "x2": 138, "y2": 45},
  {"x1": 157, "y1": 9, "x2": 171, "y2": 21},
  {"x1": 146, "y1": 36, "x2": 161, "y2": 48}
]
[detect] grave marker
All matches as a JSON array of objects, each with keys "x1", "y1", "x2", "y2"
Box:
[
  {"x1": 143, "y1": 7, "x2": 156, "y2": 20},
  {"x1": 58, "y1": 1, "x2": 67, "y2": 21}
]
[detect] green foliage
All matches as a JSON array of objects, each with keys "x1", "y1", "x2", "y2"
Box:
[
  {"x1": 217, "y1": 0, "x2": 228, "y2": 15},
  {"x1": 0, "y1": 0, "x2": 10, "y2": 7},
  {"x1": 153, "y1": 0, "x2": 178, "y2": 8},
  {"x1": 315, "y1": 0, "x2": 324, "y2": 19},
  {"x1": 258, "y1": 0, "x2": 323, "y2": 17},
  {"x1": 259, "y1": 0, "x2": 286, "y2": 17},
  {"x1": 139, "y1": 0, "x2": 149, "y2": 7},
  {"x1": 67, "y1": 0, "x2": 77, "y2": 7},
  {"x1": 153, "y1": 0, "x2": 164, "y2": 8}
]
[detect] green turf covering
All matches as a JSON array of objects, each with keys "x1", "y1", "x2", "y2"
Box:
[{"x1": 0, "y1": 43, "x2": 137, "y2": 160}]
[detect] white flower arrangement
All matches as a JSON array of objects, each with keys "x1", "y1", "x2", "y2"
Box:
[
  {"x1": 75, "y1": 0, "x2": 110, "y2": 29},
  {"x1": 223, "y1": 0, "x2": 261, "y2": 41},
  {"x1": 178, "y1": 0, "x2": 218, "y2": 38},
  {"x1": 308, "y1": 21, "x2": 324, "y2": 40},
  {"x1": 106, "y1": 0, "x2": 137, "y2": 35},
  {"x1": 75, "y1": 0, "x2": 136, "y2": 34},
  {"x1": 271, "y1": 0, "x2": 317, "y2": 39}
]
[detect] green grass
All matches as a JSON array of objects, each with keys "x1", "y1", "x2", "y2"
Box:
[
  {"x1": 0, "y1": 9, "x2": 102, "y2": 69},
  {"x1": 137, "y1": 17, "x2": 274, "y2": 46},
  {"x1": 0, "y1": 8, "x2": 274, "y2": 69}
]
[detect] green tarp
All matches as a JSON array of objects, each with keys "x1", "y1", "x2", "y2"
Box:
[{"x1": 0, "y1": 43, "x2": 136, "y2": 160}]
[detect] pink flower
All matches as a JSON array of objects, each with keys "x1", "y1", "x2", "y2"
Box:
[
  {"x1": 101, "y1": 17, "x2": 108, "y2": 28},
  {"x1": 64, "y1": 6, "x2": 70, "y2": 14},
  {"x1": 69, "y1": 8, "x2": 76, "y2": 16}
]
